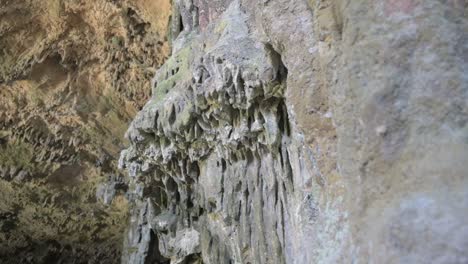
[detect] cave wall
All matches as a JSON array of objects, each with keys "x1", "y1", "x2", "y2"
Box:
[
  {"x1": 120, "y1": 0, "x2": 467, "y2": 263},
  {"x1": 0, "y1": 0, "x2": 170, "y2": 262},
  {"x1": 0, "y1": 0, "x2": 466, "y2": 263}
]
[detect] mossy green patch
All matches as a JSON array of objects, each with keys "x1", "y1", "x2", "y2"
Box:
[{"x1": 152, "y1": 46, "x2": 192, "y2": 103}]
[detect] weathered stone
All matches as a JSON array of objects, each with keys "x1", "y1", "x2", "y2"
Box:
[
  {"x1": 120, "y1": 0, "x2": 468, "y2": 263},
  {"x1": 0, "y1": 0, "x2": 171, "y2": 262},
  {"x1": 0, "y1": 0, "x2": 466, "y2": 263}
]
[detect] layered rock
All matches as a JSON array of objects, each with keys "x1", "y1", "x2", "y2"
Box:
[{"x1": 120, "y1": 0, "x2": 468, "y2": 263}]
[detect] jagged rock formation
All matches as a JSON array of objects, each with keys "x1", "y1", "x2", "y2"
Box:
[
  {"x1": 0, "y1": 0, "x2": 170, "y2": 262},
  {"x1": 0, "y1": 0, "x2": 466, "y2": 263},
  {"x1": 120, "y1": 0, "x2": 468, "y2": 263}
]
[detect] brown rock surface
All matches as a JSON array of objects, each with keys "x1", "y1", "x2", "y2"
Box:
[{"x1": 0, "y1": 0, "x2": 170, "y2": 262}]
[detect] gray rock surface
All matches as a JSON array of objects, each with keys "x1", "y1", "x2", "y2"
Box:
[{"x1": 120, "y1": 0, "x2": 468, "y2": 263}]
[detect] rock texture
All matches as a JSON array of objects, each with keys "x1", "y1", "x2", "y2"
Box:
[
  {"x1": 120, "y1": 0, "x2": 468, "y2": 263},
  {"x1": 1, "y1": 0, "x2": 466, "y2": 263},
  {"x1": 0, "y1": 0, "x2": 170, "y2": 262}
]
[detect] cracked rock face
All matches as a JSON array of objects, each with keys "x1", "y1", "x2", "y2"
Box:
[{"x1": 120, "y1": 0, "x2": 468, "y2": 263}]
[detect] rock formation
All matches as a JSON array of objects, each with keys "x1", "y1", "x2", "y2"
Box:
[
  {"x1": 1, "y1": 0, "x2": 467, "y2": 263},
  {"x1": 119, "y1": 0, "x2": 468, "y2": 263},
  {"x1": 0, "y1": 0, "x2": 170, "y2": 262}
]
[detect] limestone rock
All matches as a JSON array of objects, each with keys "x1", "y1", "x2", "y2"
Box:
[
  {"x1": 0, "y1": 0, "x2": 466, "y2": 263},
  {"x1": 120, "y1": 0, "x2": 468, "y2": 263}
]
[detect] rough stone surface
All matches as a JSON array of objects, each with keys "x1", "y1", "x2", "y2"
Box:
[
  {"x1": 0, "y1": 0, "x2": 170, "y2": 262},
  {"x1": 1, "y1": 0, "x2": 466, "y2": 263},
  {"x1": 119, "y1": 0, "x2": 468, "y2": 263}
]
